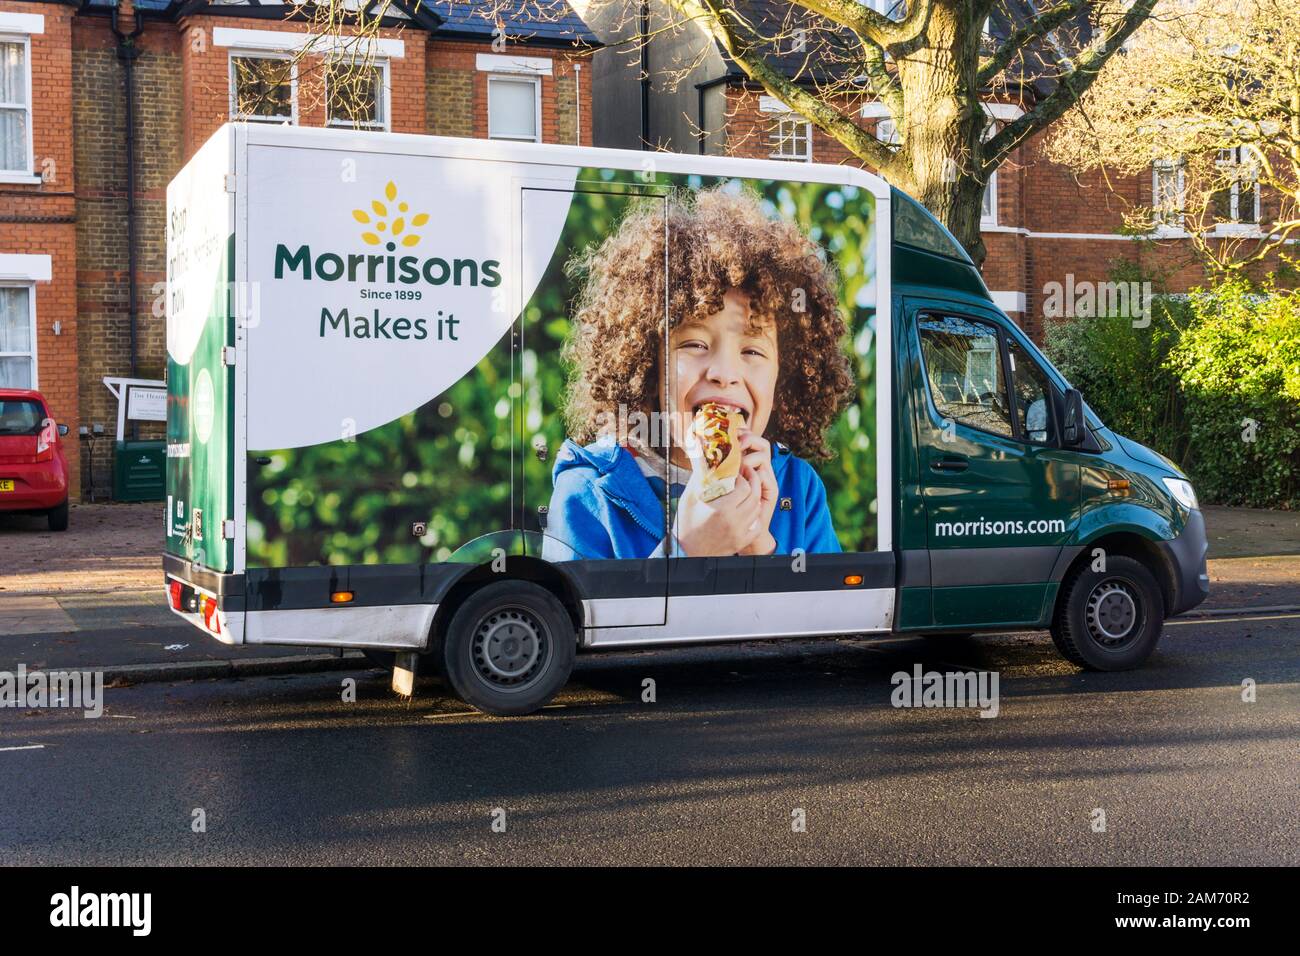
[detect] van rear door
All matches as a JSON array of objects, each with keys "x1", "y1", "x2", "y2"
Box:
[{"x1": 906, "y1": 299, "x2": 1080, "y2": 628}]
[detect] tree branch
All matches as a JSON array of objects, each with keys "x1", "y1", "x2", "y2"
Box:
[
  {"x1": 977, "y1": 0, "x2": 1089, "y2": 88},
  {"x1": 861, "y1": 35, "x2": 904, "y2": 121},
  {"x1": 790, "y1": 0, "x2": 931, "y2": 48},
  {"x1": 680, "y1": 0, "x2": 899, "y2": 171},
  {"x1": 983, "y1": 0, "x2": 1158, "y2": 174}
]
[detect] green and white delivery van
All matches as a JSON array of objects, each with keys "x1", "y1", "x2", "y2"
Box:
[{"x1": 164, "y1": 123, "x2": 1209, "y2": 715}]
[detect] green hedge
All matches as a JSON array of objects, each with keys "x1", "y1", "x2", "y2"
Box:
[
  {"x1": 1046, "y1": 278, "x2": 1300, "y2": 510},
  {"x1": 1168, "y1": 280, "x2": 1300, "y2": 509},
  {"x1": 1043, "y1": 295, "x2": 1191, "y2": 468}
]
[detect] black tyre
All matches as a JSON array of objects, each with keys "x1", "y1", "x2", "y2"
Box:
[
  {"x1": 47, "y1": 500, "x2": 69, "y2": 532},
  {"x1": 1050, "y1": 555, "x2": 1164, "y2": 670},
  {"x1": 441, "y1": 580, "x2": 575, "y2": 716}
]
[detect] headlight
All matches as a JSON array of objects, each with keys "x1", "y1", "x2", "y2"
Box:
[{"x1": 1162, "y1": 477, "x2": 1198, "y2": 510}]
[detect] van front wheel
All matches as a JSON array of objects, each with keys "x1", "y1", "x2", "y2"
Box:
[
  {"x1": 1051, "y1": 556, "x2": 1164, "y2": 670},
  {"x1": 441, "y1": 581, "x2": 575, "y2": 716}
]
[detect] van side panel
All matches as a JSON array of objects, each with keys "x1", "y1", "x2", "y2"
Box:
[
  {"x1": 174, "y1": 124, "x2": 898, "y2": 649},
  {"x1": 164, "y1": 127, "x2": 235, "y2": 573}
]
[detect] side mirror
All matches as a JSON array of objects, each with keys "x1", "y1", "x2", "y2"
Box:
[
  {"x1": 1062, "y1": 388, "x2": 1085, "y2": 447},
  {"x1": 57, "y1": 423, "x2": 69, "y2": 436}
]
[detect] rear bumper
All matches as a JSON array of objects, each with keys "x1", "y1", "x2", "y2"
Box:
[
  {"x1": 163, "y1": 552, "x2": 245, "y2": 644},
  {"x1": 1160, "y1": 508, "x2": 1210, "y2": 616},
  {"x1": 0, "y1": 461, "x2": 67, "y2": 511}
]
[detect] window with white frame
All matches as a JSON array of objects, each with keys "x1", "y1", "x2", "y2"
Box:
[
  {"x1": 981, "y1": 173, "x2": 997, "y2": 224},
  {"x1": 1212, "y1": 146, "x2": 1260, "y2": 227},
  {"x1": 0, "y1": 285, "x2": 35, "y2": 388},
  {"x1": 230, "y1": 53, "x2": 295, "y2": 124},
  {"x1": 1153, "y1": 157, "x2": 1186, "y2": 230},
  {"x1": 487, "y1": 75, "x2": 540, "y2": 142},
  {"x1": 326, "y1": 60, "x2": 388, "y2": 130},
  {"x1": 0, "y1": 35, "x2": 32, "y2": 174},
  {"x1": 770, "y1": 114, "x2": 812, "y2": 162},
  {"x1": 981, "y1": 121, "x2": 998, "y2": 226},
  {"x1": 875, "y1": 117, "x2": 900, "y2": 151}
]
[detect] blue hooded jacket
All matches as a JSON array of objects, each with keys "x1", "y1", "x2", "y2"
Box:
[{"x1": 541, "y1": 436, "x2": 842, "y2": 560}]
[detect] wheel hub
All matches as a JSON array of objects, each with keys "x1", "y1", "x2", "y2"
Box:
[
  {"x1": 1086, "y1": 581, "x2": 1139, "y2": 646},
  {"x1": 473, "y1": 608, "x2": 547, "y2": 687}
]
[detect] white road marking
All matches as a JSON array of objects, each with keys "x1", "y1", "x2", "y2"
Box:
[
  {"x1": 0, "y1": 745, "x2": 45, "y2": 753},
  {"x1": 1168, "y1": 613, "x2": 1300, "y2": 626}
]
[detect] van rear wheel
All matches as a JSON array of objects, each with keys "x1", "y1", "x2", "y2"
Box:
[
  {"x1": 441, "y1": 580, "x2": 575, "y2": 716},
  {"x1": 1051, "y1": 555, "x2": 1164, "y2": 670}
]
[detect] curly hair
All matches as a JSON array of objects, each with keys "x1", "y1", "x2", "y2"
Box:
[{"x1": 562, "y1": 186, "x2": 855, "y2": 460}]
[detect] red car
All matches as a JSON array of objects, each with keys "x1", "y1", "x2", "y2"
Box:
[{"x1": 0, "y1": 388, "x2": 70, "y2": 531}]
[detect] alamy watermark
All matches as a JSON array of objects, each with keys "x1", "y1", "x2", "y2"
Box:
[
  {"x1": 0, "y1": 664, "x2": 104, "y2": 718},
  {"x1": 891, "y1": 664, "x2": 1000, "y2": 718},
  {"x1": 49, "y1": 887, "x2": 150, "y2": 936},
  {"x1": 1042, "y1": 275, "x2": 1153, "y2": 328}
]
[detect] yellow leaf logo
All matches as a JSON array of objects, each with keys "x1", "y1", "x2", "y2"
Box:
[{"x1": 352, "y1": 181, "x2": 424, "y2": 249}]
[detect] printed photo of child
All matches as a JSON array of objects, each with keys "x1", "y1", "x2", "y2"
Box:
[{"x1": 542, "y1": 186, "x2": 856, "y2": 560}]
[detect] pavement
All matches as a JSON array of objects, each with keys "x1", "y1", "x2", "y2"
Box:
[{"x1": 0, "y1": 501, "x2": 1297, "y2": 681}]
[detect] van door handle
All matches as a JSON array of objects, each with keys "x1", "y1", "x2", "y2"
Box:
[{"x1": 930, "y1": 456, "x2": 968, "y2": 473}]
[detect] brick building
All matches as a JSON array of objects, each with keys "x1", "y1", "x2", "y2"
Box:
[
  {"x1": 571, "y1": 0, "x2": 1264, "y2": 340},
  {"x1": 0, "y1": 0, "x2": 596, "y2": 500}
]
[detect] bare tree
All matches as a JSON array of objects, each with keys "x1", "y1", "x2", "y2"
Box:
[
  {"x1": 583, "y1": 0, "x2": 1159, "y2": 265},
  {"x1": 1046, "y1": 0, "x2": 1300, "y2": 276}
]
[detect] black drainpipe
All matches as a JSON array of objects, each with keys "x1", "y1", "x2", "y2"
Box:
[
  {"x1": 111, "y1": 7, "x2": 144, "y2": 395},
  {"x1": 697, "y1": 85, "x2": 705, "y2": 154},
  {"x1": 639, "y1": 2, "x2": 650, "y2": 148}
]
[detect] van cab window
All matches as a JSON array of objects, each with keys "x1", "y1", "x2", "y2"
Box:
[
  {"x1": 1008, "y1": 340, "x2": 1057, "y2": 444},
  {"x1": 918, "y1": 314, "x2": 1013, "y2": 437}
]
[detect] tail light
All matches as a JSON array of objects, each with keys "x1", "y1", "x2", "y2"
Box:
[
  {"x1": 35, "y1": 419, "x2": 56, "y2": 462},
  {"x1": 200, "y1": 594, "x2": 221, "y2": 635},
  {"x1": 168, "y1": 580, "x2": 183, "y2": 610}
]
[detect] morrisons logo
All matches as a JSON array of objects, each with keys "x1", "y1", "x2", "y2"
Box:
[
  {"x1": 274, "y1": 180, "x2": 501, "y2": 287},
  {"x1": 273, "y1": 244, "x2": 501, "y2": 287}
]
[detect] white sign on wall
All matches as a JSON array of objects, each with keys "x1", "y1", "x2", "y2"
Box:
[{"x1": 127, "y1": 386, "x2": 168, "y2": 422}]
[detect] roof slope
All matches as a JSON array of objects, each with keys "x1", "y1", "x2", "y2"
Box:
[
  {"x1": 82, "y1": 0, "x2": 599, "y2": 46},
  {"x1": 426, "y1": 0, "x2": 598, "y2": 44}
]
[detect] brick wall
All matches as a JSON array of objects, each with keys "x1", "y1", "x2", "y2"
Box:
[
  {"x1": 722, "y1": 87, "x2": 861, "y2": 165},
  {"x1": 426, "y1": 40, "x2": 591, "y2": 146},
  {"x1": 71, "y1": 15, "x2": 179, "y2": 498},
  {"x1": 0, "y1": 1, "x2": 80, "y2": 499}
]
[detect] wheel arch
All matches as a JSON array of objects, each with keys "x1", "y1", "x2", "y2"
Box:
[
  {"x1": 1053, "y1": 530, "x2": 1177, "y2": 617},
  {"x1": 425, "y1": 556, "x2": 586, "y2": 653}
]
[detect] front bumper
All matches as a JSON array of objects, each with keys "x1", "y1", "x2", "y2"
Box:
[{"x1": 1159, "y1": 508, "x2": 1210, "y2": 616}]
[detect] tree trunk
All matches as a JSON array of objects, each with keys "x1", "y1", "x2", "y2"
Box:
[{"x1": 886, "y1": 1, "x2": 989, "y2": 267}]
